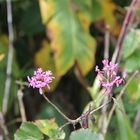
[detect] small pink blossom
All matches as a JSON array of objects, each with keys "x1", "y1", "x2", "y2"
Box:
[
  {"x1": 27, "y1": 68, "x2": 55, "y2": 94},
  {"x1": 95, "y1": 59, "x2": 125, "y2": 94}
]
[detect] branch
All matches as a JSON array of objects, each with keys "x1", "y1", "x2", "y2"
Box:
[
  {"x1": 17, "y1": 89, "x2": 27, "y2": 122},
  {"x1": 59, "y1": 100, "x2": 111, "y2": 130},
  {"x1": 2, "y1": 0, "x2": 14, "y2": 114},
  {"x1": 111, "y1": 0, "x2": 138, "y2": 64},
  {"x1": 42, "y1": 93, "x2": 72, "y2": 122},
  {"x1": 133, "y1": 106, "x2": 140, "y2": 131},
  {"x1": 0, "y1": 112, "x2": 9, "y2": 140},
  {"x1": 42, "y1": 92, "x2": 110, "y2": 131}
]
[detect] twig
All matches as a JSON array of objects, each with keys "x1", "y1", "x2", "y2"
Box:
[
  {"x1": 15, "y1": 80, "x2": 28, "y2": 86},
  {"x1": 0, "y1": 112, "x2": 9, "y2": 140},
  {"x1": 42, "y1": 92, "x2": 110, "y2": 130},
  {"x1": 59, "y1": 122, "x2": 71, "y2": 131},
  {"x1": 133, "y1": 106, "x2": 140, "y2": 132},
  {"x1": 17, "y1": 89, "x2": 27, "y2": 122},
  {"x1": 59, "y1": 100, "x2": 111, "y2": 130},
  {"x1": 42, "y1": 93, "x2": 72, "y2": 122},
  {"x1": 106, "y1": 70, "x2": 139, "y2": 132},
  {"x1": 2, "y1": 0, "x2": 14, "y2": 114},
  {"x1": 111, "y1": 0, "x2": 138, "y2": 64},
  {"x1": 101, "y1": 95, "x2": 109, "y2": 135},
  {"x1": 89, "y1": 100, "x2": 111, "y2": 115}
]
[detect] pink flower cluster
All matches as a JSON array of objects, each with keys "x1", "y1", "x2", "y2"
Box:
[
  {"x1": 27, "y1": 68, "x2": 54, "y2": 94},
  {"x1": 95, "y1": 59, "x2": 125, "y2": 93}
]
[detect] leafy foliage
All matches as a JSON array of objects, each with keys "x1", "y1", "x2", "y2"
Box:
[
  {"x1": 69, "y1": 128, "x2": 104, "y2": 140},
  {"x1": 115, "y1": 99, "x2": 137, "y2": 140},
  {"x1": 35, "y1": 119, "x2": 65, "y2": 140},
  {"x1": 123, "y1": 29, "x2": 140, "y2": 113},
  {"x1": 14, "y1": 122, "x2": 43, "y2": 140},
  {"x1": 127, "y1": 75, "x2": 140, "y2": 101},
  {"x1": 39, "y1": 0, "x2": 96, "y2": 76},
  {"x1": 15, "y1": 119, "x2": 65, "y2": 140},
  {"x1": 123, "y1": 29, "x2": 140, "y2": 72},
  {"x1": 0, "y1": 0, "x2": 140, "y2": 139}
]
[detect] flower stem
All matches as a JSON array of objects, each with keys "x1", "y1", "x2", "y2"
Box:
[
  {"x1": 42, "y1": 93, "x2": 72, "y2": 122},
  {"x1": 106, "y1": 70, "x2": 139, "y2": 133},
  {"x1": 111, "y1": 0, "x2": 138, "y2": 64},
  {"x1": 43, "y1": 92, "x2": 110, "y2": 131}
]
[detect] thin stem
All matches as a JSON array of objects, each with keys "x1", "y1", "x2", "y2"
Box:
[
  {"x1": 102, "y1": 28, "x2": 110, "y2": 135},
  {"x1": 17, "y1": 89, "x2": 27, "y2": 122},
  {"x1": 2, "y1": 0, "x2": 14, "y2": 114},
  {"x1": 101, "y1": 95, "x2": 109, "y2": 135},
  {"x1": 102, "y1": 28, "x2": 110, "y2": 134},
  {"x1": 106, "y1": 70, "x2": 139, "y2": 132},
  {"x1": 15, "y1": 80, "x2": 28, "y2": 86},
  {"x1": 133, "y1": 106, "x2": 140, "y2": 131},
  {"x1": 0, "y1": 112, "x2": 9, "y2": 140},
  {"x1": 43, "y1": 91, "x2": 110, "y2": 131},
  {"x1": 111, "y1": 0, "x2": 138, "y2": 64},
  {"x1": 42, "y1": 93, "x2": 72, "y2": 122},
  {"x1": 89, "y1": 100, "x2": 111, "y2": 115},
  {"x1": 59, "y1": 122, "x2": 71, "y2": 131},
  {"x1": 58, "y1": 101, "x2": 111, "y2": 132}
]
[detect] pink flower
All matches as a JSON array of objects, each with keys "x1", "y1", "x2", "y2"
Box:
[
  {"x1": 95, "y1": 59, "x2": 125, "y2": 94},
  {"x1": 27, "y1": 68, "x2": 55, "y2": 94}
]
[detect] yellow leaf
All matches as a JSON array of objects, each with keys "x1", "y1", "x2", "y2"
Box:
[
  {"x1": 100, "y1": 0, "x2": 116, "y2": 28},
  {"x1": 0, "y1": 35, "x2": 9, "y2": 47},
  {"x1": 39, "y1": 0, "x2": 96, "y2": 76},
  {"x1": 39, "y1": 0, "x2": 55, "y2": 24},
  {"x1": 99, "y1": 0, "x2": 116, "y2": 29},
  {"x1": 77, "y1": 12, "x2": 91, "y2": 31},
  {"x1": 0, "y1": 53, "x2": 5, "y2": 62}
]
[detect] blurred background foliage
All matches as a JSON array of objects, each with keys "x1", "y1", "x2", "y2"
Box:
[{"x1": 0, "y1": 0, "x2": 140, "y2": 139}]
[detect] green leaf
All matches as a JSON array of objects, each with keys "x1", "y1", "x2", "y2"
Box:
[
  {"x1": 115, "y1": 99, "x2": 137, "y2": 140},
  {"x1": 39, "y1": 0, "x2": 96, "y2": 76},
  {"x1": 123, "y1": 29, "x2": 140, "y2": 59},
  {"x1": 72, "y1": 0, "x2": 93, "y2": 30},
  {"x1": 35, "y1": 119, "x2": 65, "y2": 140},
  {"x1": 69, "y1": 128, "x2": 104, "y2": 140},
  {"x1": 14, "y1": 122, "x2": 43, "y2": 140},
  {"x1": 91, "y1": 0, "x2": 102, "y2": 21},
  {"x1": 122, "y1": 29, "x2": 140, "y2": 72},
  {"x1": 127, "y1": 75, "x2": 140, "y2": 102},
  {"x1": 125, "y1": 50, "x2": 140, "y2": 73}
]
